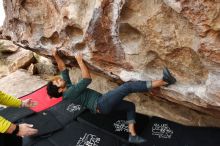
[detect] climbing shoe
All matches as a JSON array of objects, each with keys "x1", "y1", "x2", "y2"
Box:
[
  {"x1": 162, "y1": 67, "x2": 176, "y2": 87},
  {"x1": 128, "y1": 134, "x2": 147, "y2": 144}
]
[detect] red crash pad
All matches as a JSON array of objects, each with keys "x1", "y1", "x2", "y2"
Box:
[{"x1": 20, "y1": 85, "x2": 62, "y2": 112}]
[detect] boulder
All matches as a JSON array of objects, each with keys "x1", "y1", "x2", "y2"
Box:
[
  {"x1": 27, "y1": 63, "x2": 37, "y2": 75},
  {"x1": 34, "y1": 63, "x2": 57, "y2": 75},
  {"x1": 2, "y1": 0, "x2": 220, "y2": 125},
  {"x1": 0, "y1": 39, "x2": 19, "y2": 53},
  {"x1": 0, "y1": 69, "x2": 47, "y2": 97},
  {"x1": 69, "y1": 67, "x2": 220, "y2": 127},
  {"x1": 6, "y1": 48, "x2": 36, "y2": 72},
  {"x1": 0, "y1": 63, "x2": 8, "y2": 79},
  {"x1": 0, "y1": 26, "x2": 2, "y2": 39},
  {"x1": 34, "y1": 54, "x2": 57, "y2": 75}
]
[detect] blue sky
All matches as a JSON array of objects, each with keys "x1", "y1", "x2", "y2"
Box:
[{"x1": 0, "y1": 0, "x2": 5, "y2": 26}]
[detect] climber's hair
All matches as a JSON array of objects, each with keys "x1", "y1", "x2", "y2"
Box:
[{"x1": 46, "y1": 81, "x2": 63, "y2": 98}]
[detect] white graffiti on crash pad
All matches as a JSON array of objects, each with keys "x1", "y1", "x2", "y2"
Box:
[
  {"x1": 113, "y1": 120, "x2": 129, "y2": 132},
  {"x1": 66, "y1": 104, "x2": 81, "y2": 112},
  {"x1": 152, "y1": 123, "x2": 173, "y2": 139},
  {"x1": 76, "y1": 133, "x2": 101, "y2": 146}
]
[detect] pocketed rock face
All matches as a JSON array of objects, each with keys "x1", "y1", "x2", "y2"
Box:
[
  {"x1": 2, "y1": 0, "x2": 220, "y2": 125},
  {"x1": 3, "y1": 0, "x2": 99, "y2": 51}
]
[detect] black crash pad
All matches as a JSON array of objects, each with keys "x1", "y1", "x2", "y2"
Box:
[
  {"x1": 0, "y1": 107, "x2": 35, "y2": 122},
  {"x1": 23, "y1": 137, "x2": 55, "y2": 146},
  {"x1": 48, "y1": 99, "x2": 86, "y2": 126},
  {"x1": 140, "y1": 116, "x2": 184, "y2": 146},
  {"x1": 21, "y1": 111, "x2": 62, "y2": 137},
  {"x1": 182, "y1": 126, "x2": 220, "y2": 146},
  {"x1": 140, "y1": 116, "x2": 220, "y2": 146},
  {"x1": 31, "y1": 140, "x2": 55, "y2": 146},
  {"x1": 77, "y1": 110, "x2": 149, "y2": 143},
  {"x1": 48, "y1": 121, "x2": 124, "y2": 146}
]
